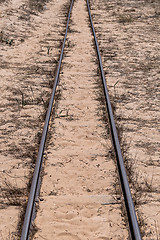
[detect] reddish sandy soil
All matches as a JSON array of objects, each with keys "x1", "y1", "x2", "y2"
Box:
[
  {"x1": 0, "y1": 0, "x2": 70, "y2": 238},
  {"x1": 34, "y1": 0, "x2": 128, "y2": 239},
  {"x1": 90, "y1": 0, "x2": 160, "y2": 238},
  {"x1": 0, "y1": 0, "x2": 159, "y2": 239}
]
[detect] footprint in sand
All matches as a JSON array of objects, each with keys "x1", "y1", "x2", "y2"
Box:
[{"x1": 57, "y1": 232, "x2": 81, "y2": 240}]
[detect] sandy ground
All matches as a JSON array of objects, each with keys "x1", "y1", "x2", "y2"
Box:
[
  {"x1": 0, "y1": 0, "x2": 70, "y2": 238},
  {"x1": 0, "y1": 0, "x2": 159, "y2": 239},
  {"x1": 33, "y1": 0, "x2": 128, "y2": 239},
  {"x1": 89, "y1": 0, "x2": 160, "y2": 239}
]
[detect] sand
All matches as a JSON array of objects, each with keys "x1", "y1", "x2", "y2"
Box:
[
  {"x1": 89, "y1": 0, "x2": 160, "y2": 239},
  {"x1": 0, "y1": 0, "x2": 70, "y2": 238},
  {"x1": 0, "y1": 0, "x2": 159, "y2": 239},
  {"x1": 33, "y1": 0, "x2": 128, "y2": 239}
]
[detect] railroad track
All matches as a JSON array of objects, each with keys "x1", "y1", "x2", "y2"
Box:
[{"x1": 20, "y1": 0, "x2": 141, "y2": 239}]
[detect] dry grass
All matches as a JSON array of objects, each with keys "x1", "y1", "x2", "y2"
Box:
[
  {"x1": 28, "y1": 0, "x2": 49, "y2": 12},
  {"x1": 0, "y1": 180, "x2": 26, "y2": 207},
  {"x1": 118, "y1": 14, "x2": 133, "y2": 23},
  {"x1": 0, "y1": 0, "x2": 6, "y2": 4}
]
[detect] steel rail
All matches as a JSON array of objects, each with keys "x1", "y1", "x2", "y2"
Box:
[
  {"x1": 86, "y1": 1, "x2": 141, "y2": 239},
  {"x1": 20, "y1": 0, "x2": 74, "y2": 239}
]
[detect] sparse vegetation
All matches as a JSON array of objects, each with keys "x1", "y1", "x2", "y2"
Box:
[
  {"x1": 0, "y1": 0, "x2": 6, "y2": 4},
  {"x1": 0, "y1": 180, "x2": 26, "y2": 207},
  {"x1": 118, "y1": 14, "x2": 133, "y2": 23},
  {"x1": 0, "y1": 0, "x2": 159, "y2": 238},
  {"x1": 28, "y1": 0, "x2": 49, "y2": 12},
  {"x1": 0, "y1": 31, "x2": 14, "y2": 46}
]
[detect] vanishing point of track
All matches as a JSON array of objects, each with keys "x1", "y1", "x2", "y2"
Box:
[{"x1": 21, "y1": 0, "x2": 142, "y2": 239}]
